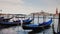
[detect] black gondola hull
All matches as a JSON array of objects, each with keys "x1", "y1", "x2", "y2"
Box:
[
  {"x1": 22, "y1": 25, "x2": 51, "y2": 30},
  {"x1": 0, "y1": 22, "x2": 21, "y2": 26},
  {"x1": 22, "y1": 25, "x2": 44, "y2": 30}
]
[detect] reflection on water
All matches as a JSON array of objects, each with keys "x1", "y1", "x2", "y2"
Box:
[
  {"x1": 0, "y1": 26, "x2": 31, "y2": 34},
  {"x1": 0, "y1": 26, "x2": 53, "y2": 34},
  {"x1": 28, "y1": 26, "x2": 53, "y2": 34}
]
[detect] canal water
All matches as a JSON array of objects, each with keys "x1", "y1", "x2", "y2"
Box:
[{"x1": 0, "y1": 16, "x2": 58, "y2": 34}]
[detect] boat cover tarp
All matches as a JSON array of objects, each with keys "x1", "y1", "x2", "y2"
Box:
[{"x1": 24, "y1": 18, "x2": 52, "y2": 27}]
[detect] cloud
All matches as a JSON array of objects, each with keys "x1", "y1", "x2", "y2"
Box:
[{"x1": 0, "y1": 0, "x2": 24, "y2": 5}]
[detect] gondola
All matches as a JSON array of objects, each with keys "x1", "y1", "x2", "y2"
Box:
[
  {"x1": 0, "y1": 20, "x2": 21, "y2": 26},
  {"x1": 22, "y1": 18, "x2": 52, "y2": 30},
  {"x1": 0, "y1": 17, "x2": 21, "y2": 26},
  {"x1": 0, "y1": 18, "x2": 33, "y2": 26}
]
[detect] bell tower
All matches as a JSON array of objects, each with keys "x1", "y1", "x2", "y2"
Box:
[{"x1": 56, "y1": 8, "x2": 58, "y2": 15}]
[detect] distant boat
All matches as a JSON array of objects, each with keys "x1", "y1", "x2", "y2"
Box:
[{"x1": 22, "y1": 18, "x2": 52, "y2": 30}]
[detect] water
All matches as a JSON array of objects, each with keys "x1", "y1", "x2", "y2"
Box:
[
  {"x1": 0, "y1": 16, "x2": 59, "y2": 34},
  {"x1": 0, "y1": 25, "x2": 54, "y2": 34}
]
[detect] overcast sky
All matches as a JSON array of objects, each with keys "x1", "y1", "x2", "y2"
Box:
[{"x1": 0, "y1": 0, "x2": 60, "y2": 14}]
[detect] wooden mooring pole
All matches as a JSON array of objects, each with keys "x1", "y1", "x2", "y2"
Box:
[
  {"x1": 52, "y1": 15, "x2": 55, "y2": 34},
  {"x1": 43, "y1": 15, "x2": 46, "y2": 34},
  {"x1": 33, "y1": 13, "x2": 34, "y2": 24},
  {"x1": 58, "y1": 13, "x2": 60, "y2": 32}
]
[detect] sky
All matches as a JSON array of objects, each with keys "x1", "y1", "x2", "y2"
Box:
[{"x1": 0, "y1": 0, "x2": 60, "y2": 14}]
